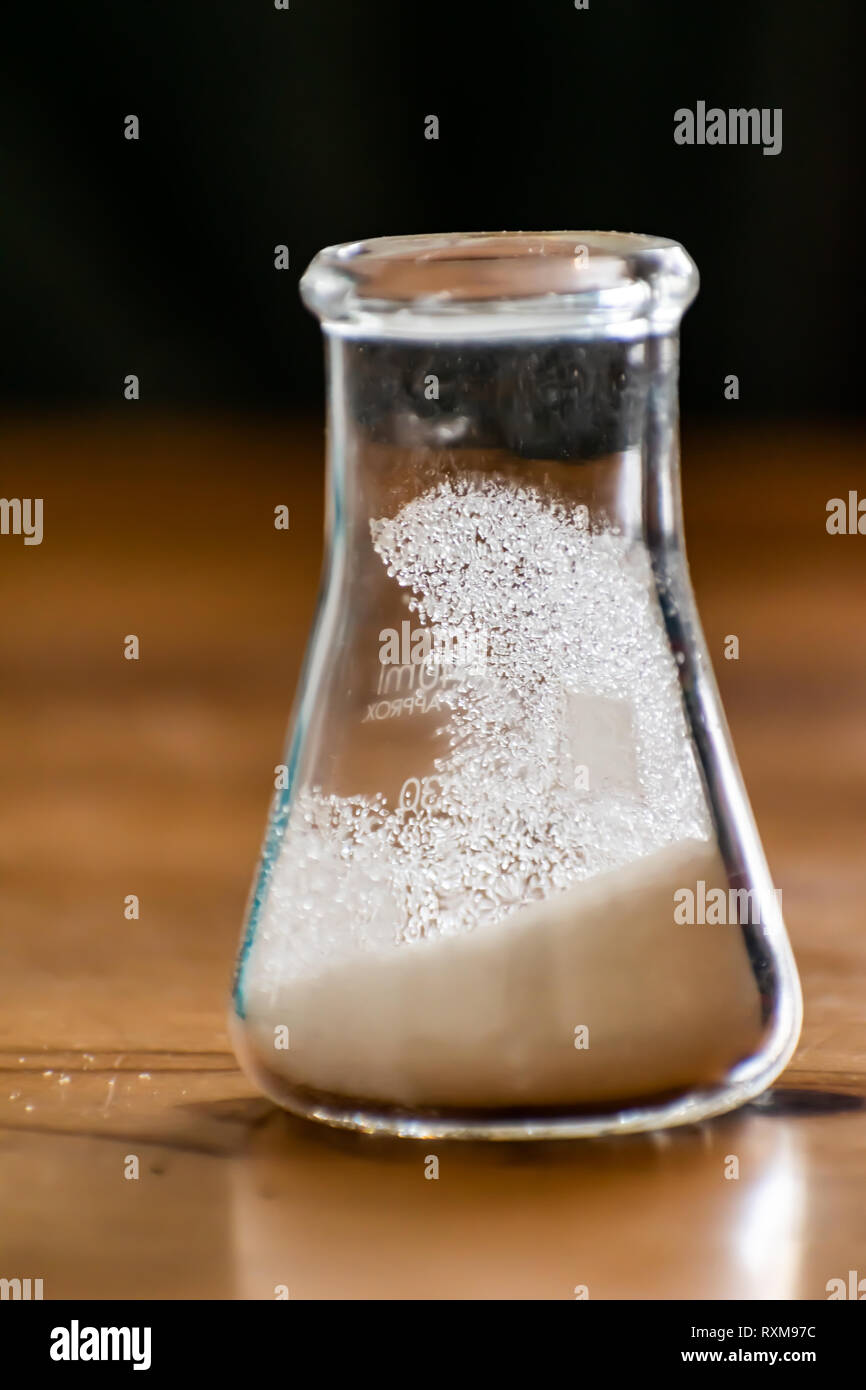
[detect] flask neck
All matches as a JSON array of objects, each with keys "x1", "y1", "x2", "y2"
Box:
[{"x1": 323, "y1": 330, "x2": 685, "y2": 550}]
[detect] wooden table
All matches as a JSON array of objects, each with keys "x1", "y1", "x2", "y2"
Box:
[{"x1": 1, "y1": 417, "x2": 864, "y2": 1299}]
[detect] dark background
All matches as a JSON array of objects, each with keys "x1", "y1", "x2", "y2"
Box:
[{"x1": 0, "y1": 0, "x2": 860, "y2": 418}]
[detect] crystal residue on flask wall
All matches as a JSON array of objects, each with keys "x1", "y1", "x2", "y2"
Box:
[{"x1": 235, "y1": 474, "x2": 765, "y2": 1115}]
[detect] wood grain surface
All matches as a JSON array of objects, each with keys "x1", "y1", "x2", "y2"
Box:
[{"x1": 1, "y1": 416, "x2": 864, "y2": 1299}]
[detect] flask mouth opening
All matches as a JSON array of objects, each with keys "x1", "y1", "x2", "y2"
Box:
[{"x1": 300, "y1": 231, "x2": 699, "y2": 340}]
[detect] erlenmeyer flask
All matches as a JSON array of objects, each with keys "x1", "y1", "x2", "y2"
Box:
[{"x1": 230, "y1": 231, "x2": 801, "y2": 1139}]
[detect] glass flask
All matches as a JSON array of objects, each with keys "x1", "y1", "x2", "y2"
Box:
[{"x1": 230, "y1": 231, "x2": 802, "y2": 1139}]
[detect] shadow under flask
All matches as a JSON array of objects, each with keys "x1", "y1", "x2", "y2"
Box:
[{"x1": 230, "y1": 231, "x2": 802, "y2": 1139}]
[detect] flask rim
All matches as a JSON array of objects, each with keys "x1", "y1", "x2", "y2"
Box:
[{"x1": 300, "y1": 230, "x2": 699, "y2": 340}]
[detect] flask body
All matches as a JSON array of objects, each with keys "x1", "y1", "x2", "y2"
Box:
[{"x1": 231, "y1": 233, "x2": 801, "y2": 1138}]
